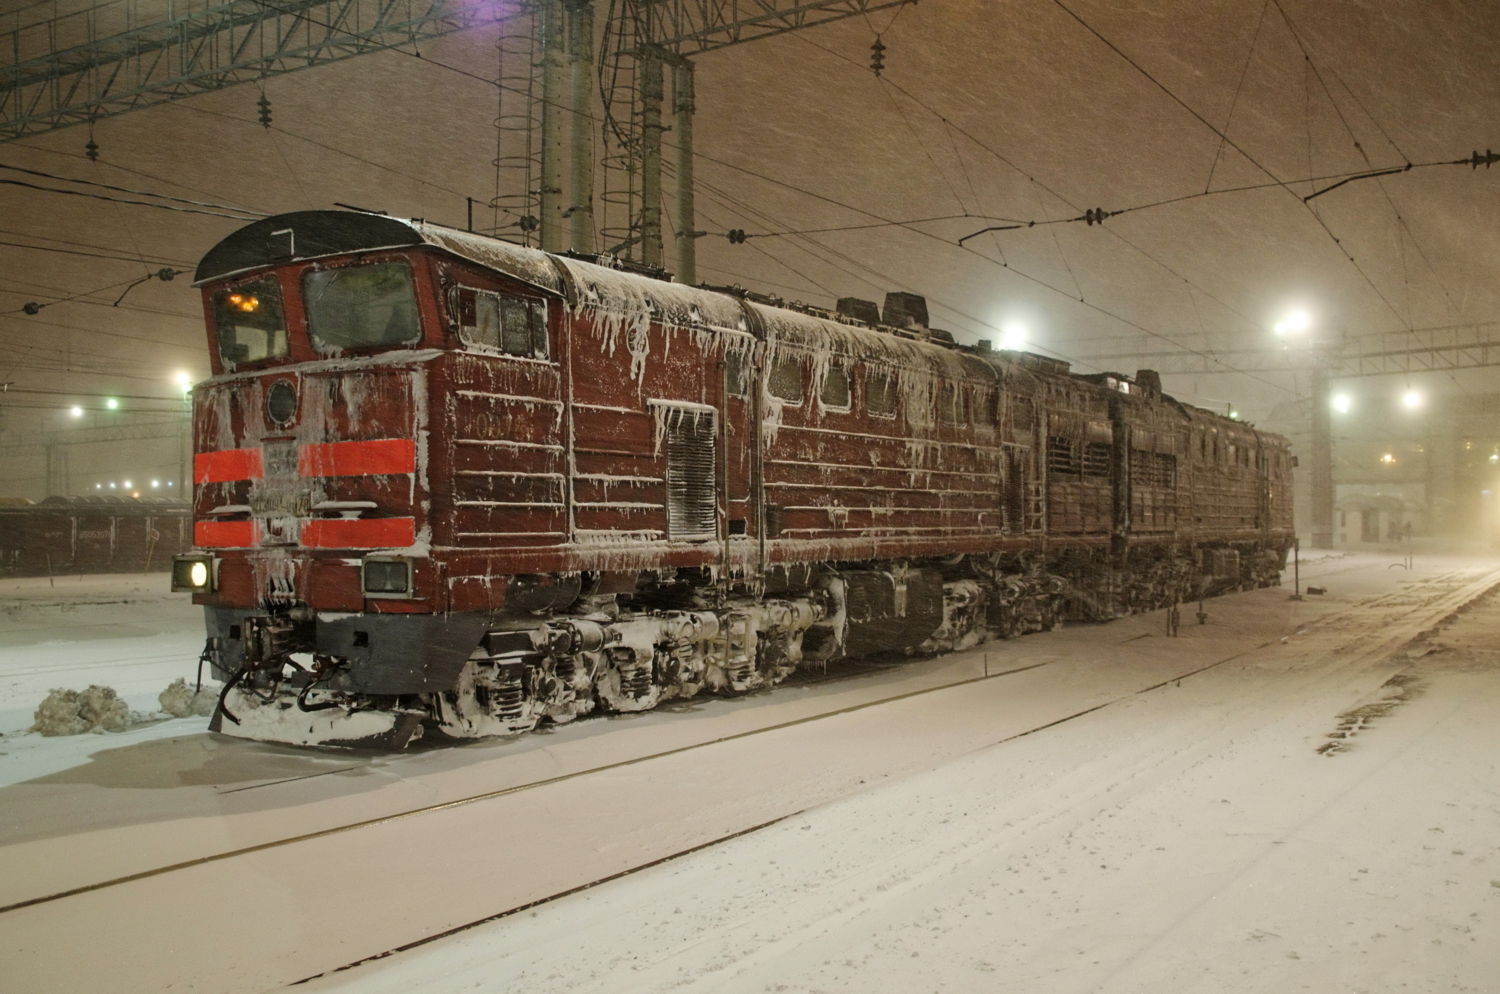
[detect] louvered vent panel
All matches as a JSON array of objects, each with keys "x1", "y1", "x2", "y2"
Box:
[{"x1": 666, "y1": 413, "x2": 717, "y2": 540}]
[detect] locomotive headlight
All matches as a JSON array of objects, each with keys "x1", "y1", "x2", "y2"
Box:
[
  {"x1": 171, "y1": 555, "x2": 215, "y2": 593},
  {"x1": 363, "y1": 557, "x2": 412, "y2": 597}
]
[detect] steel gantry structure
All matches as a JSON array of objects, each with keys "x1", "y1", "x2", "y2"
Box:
[
  {"x1": 0, "y1": 0, "x2": 520, "y2": 141},
  {"x1": 2, "y1": 0, "x2": 908, "y2": 279},
  {"x1": 1070, "y1": 322, "x2": 1500, "y2": 378}
]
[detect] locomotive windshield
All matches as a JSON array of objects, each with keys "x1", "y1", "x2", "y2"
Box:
[
  {"x1": 212, "y1": 278, "x2": 289, "y2": 366},
  {"x1": 303, "y1": 260, "x2": 421, "y2": 352}
]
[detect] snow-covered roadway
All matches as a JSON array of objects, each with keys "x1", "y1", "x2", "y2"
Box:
[{"x1": 2, "y1": 555, "x2": 1497, "y2": 993}]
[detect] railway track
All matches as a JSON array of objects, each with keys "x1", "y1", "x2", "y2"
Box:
[{"x1": 3, "y1": 560, "x2": 1496, "y2": 993}]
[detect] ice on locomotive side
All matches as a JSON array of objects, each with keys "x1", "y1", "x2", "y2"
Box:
[{"x1": 175, "y1": 210, "x2": 1295, "y2": 748}]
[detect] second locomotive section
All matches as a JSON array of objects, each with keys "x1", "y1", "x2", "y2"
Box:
[{"x1": 181, "y1": 211, "x2": 1293, "y2": 747}]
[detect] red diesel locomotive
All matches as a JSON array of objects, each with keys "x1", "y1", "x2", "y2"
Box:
[{"x1": 175, "y1": 210, "x2": 1294, "y2": 747}]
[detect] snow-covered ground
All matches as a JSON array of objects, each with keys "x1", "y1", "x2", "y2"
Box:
[
  {"x1": 0, "y1": 574, "x2": 210, "y2": 784},
  {"x1": 296, "y1": 559, "x2": 1500, "y2": 994},
  {"x1": 2, "y1": 555, "x2": 1497, "y2": 994}
]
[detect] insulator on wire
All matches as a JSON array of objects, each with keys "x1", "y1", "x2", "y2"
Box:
[
  {"x1": 727, "y1": 229, "x2": 747, "y2": 244},
  {"x1": 257, "y1": 94, "x2": 272, "y2": 130},
  {"x1": 1084, "y1": 208, "x2": 1112, "y2": 226},
  {"x1": 1471, "y1": 148, "x2": 1498, "y2": 169},
  {"x1": 85, "y1": 138, "x2": 99, "y2": 162},
  {"x1": 870, "y1": 37, "x2": 886, "y2": 77}
]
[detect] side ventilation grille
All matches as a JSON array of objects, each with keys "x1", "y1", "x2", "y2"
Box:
[{"x1": 665, "y1": 412, "x2": 717, "y2": 540}]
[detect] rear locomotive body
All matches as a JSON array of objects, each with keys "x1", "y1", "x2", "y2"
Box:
[{"x1": 180, "y1": 210, "x2": 1294, "y2": 747}]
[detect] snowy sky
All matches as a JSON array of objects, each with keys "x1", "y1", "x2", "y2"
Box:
[{"x1": 0, "y1": 0, "x2": 1496, "y2": 467}]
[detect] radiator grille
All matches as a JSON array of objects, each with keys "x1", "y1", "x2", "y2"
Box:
[{"x1": 665, "y1": 412, "x2": 717, "y2": 540}]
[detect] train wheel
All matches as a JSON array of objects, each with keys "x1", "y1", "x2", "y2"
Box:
[{"x1": 431, "y1": 657, "x2": 544, "y2": 739}]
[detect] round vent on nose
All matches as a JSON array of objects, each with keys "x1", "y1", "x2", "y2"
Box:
[{"x1": 266, "y1": 379, "x2": 298, "y2": 426}]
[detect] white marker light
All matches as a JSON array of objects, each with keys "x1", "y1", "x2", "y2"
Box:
[
  {"x1": 105, "y1": 398, "x2": 119, "y2": 410},
  {"x1": 189, "y1": 561, "x2": 208, "y2": 588},
  {"x1": 1403, "y1": 390, "x2": 1422, "y2": 409},
  {"x1": 69, "y1": 406, "x2": 83, "y2": 417},
  {"x1": 122, "y1": 480, "x2": 131, "y2": 488},
  {"x1": 1332, "y1": 394, "x2": 1351, "y2": 413},
  {"x1": 1000, "y1": 324, "x2": 1026, "y2": 350},
  {"x1": 151, "y1": 480, "x2": 160, "y2": 488},
  {"x1": 1286, "y1": 310, "x2": 1311, "y2": 332}
]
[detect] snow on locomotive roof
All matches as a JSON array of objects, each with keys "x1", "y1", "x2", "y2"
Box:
[
  {"x1": 749, "y1": 301, "x2": 990, "y2": 380},
  {"x1": 555, "y1": 254, "x2": 749, "y2": 331},
  {"x1": 193, "y1": 210, "x2": 562, "y2": 292},
  {"x1": 192, "y1": 212, "x2": 1281, "y2": 441}
]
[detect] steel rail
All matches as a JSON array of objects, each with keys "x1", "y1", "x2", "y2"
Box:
[{"x1": 0, "y1": 657, "x2": 1052, "y2": 916}]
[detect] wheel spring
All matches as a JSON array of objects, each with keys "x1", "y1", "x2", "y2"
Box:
[{"x1": 619, "y1": 661, "x2": 653, "y2": 700}]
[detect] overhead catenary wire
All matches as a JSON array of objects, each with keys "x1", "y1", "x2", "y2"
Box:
[
  {"x1": 1264, "y1": 1, "x2": 1465, "y2": 325},
  {"x1": 1204, "y1": 0, "x2": 1272, "y2": 194},
  {"x1": 0, "y1": 238, "x2": 193, "y2": 267},
  {"x1": 0, "y1": 162, "x2": 268, "y2": 217},
  {"x1": 685, "y1": 164, "x2": 1108, "y2": 372},
  {"x1": 651, "y1": 45, "x2": 1287, "y2": 387},
  {"x1": 0, "y1": 177, "x2": 260, "y2": 220},
  {"x1": 1042, "y1": 0, "x2": 1417, "y2": 332},
  {"x1": 787, "y1": 31, "x2": 1283, "y2": 341},
  {"x1": 0, "y1": 272, "x2": 192, "y2": 318},
  {"x1": 674, "y1": 131, "x2": 1286, "y2": 386}
]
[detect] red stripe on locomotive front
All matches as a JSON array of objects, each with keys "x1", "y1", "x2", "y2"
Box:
[
  {"x1": 301, "y1": 517, "x2": 416, "y2": 549},
  {"x1": 298, "y1": 438, "x2": 416, "y2": 478},
  {"x1": 193, "y1": 448, "x2": 262, "y2": 484},
  {"x1": 195, "y1": 519, "x2": 256, "y2": 548}
]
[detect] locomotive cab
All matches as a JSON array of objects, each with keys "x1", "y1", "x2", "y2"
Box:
[{"x1": 187, "y1": 211, "x2": 568, "y2": 746}]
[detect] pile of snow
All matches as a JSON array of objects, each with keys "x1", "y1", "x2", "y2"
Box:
[
  {"x1": 31, "y1": 685, "x2": 132, "y2": 736},
  {"x1": 157, "y1": 677, "x2": 219, "y2": 718},
  {"x1": 28, "y1": 679, "x2": 220, "y2": 736}
]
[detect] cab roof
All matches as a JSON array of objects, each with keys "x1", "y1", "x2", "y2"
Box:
[{"x1": 194, "y1": 210, "x2": 563, "y2": 293}]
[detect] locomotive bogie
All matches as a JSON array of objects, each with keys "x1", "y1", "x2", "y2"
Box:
[{"x1": 185, "y1": 211, "x2": 1296, "y2": 748}]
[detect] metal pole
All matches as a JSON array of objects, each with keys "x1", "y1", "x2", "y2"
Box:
[
  {"x1": 639, "y1": 47, "x2": 664, "y2": 269},
  {"x1": 672, "y1": 58, "x2": 696, "y2": 284},
  {"x1": 1290, "y1": 537, "x2": 1302, "y2": 600},
  {"x1": 1310, "y1": 366, "x2": 1334, "y2": 548},
  {"x1": 566, "y1": 0, "x2": 594, "y2": 254},
  {"x1": 538, "y1": 0, "x2": 567, "y2": 253}
]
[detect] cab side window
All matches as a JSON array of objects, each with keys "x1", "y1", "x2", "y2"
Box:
[
  {"x1": 453, "y1": 287, "x2": 548, "y2": 360},
  {"x1": 768, "y1": 353, "x2": 805, "y2": 404},
  {"x1": 820, "y1": 363, "x2": 851, "y2": 410},
  {"x1": 864, "y1": 368, "x2": 898, "y2": 418}
]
